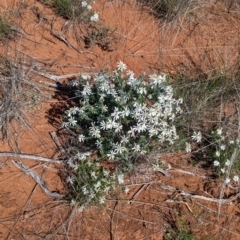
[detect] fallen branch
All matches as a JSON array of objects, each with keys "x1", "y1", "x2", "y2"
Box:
[
  {"x1": 50, "y1": 131, "x2": 64, "y2": 152},
  {"x1": 0, "y1": 152, "x2": 65, "y2": 164},
  {"x1": 165, "y1": 199, "x2": 193, "y2": 213},
  {"x1": 11, "y1": 160, "x2": 63, "y2": 199},
  {"x1": 33, "y1": 70, "x2": 97, "y2": 82}
]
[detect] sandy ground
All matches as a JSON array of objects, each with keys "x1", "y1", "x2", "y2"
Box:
[{"x1": 0, "y1": 0, "x2": 240, "y2": 239}]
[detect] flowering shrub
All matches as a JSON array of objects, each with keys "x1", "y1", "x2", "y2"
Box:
[{"x1": 63, "y1": 61, "x2": 183, "y2": 208}]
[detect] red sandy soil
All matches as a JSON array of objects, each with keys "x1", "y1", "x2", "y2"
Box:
[{"x1": 0, "y1": 0, "x2": 240, "y2": 239}]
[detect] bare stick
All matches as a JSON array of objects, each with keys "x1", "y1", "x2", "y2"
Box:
[
  {"x1": 11, "y1": 160, "x2": 63, "y2": 199},
  {"x1": 32, "y1": 70, "x2": 97, "y2": 82},
  {"x1": 0, "y1": 152, "x2": 65, "y2": 164},
  {"x1": 50, "y1": 131, "x2": 64, "y2": 152},
  {"x1": 165, "y1": 199, "x2": 193, "y2": 213}
]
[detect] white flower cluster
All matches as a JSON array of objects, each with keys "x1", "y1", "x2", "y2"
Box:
[
  {"x1": 80, "y1": 1, "x2": 99, "y2": 22},
  {"x1": 90, "y1": 12, "x2": 99, "y2": 22},
  {"x1": 63, "y1": 61, "x2": 183, "y2": 208},
  {"x1": 64, "y1": 62, "x2": 183, "y2": 161},
  {"x1": 211, "y1": 127, "x2": 239, "y2": 184},
  {"x1": 66, "y1": 157, "x2": 120, "y2": 209}
]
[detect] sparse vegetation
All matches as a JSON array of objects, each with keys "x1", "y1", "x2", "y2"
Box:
[
  {"x1": 84, "y1": 24, "x2": 118, "y2": 51},
  {"x1": 0, "y1": 0, "x2": 240, "y2": 239},
  {"x1": 0, "y1": 57, "x2": 41, "y2": 139},
  {"x1": 0, "y1": 16, "x2": 14, "y2": 41},
  {"x1": 39, "y1": 0, "x2": 98, "y2": 22},
  {"x1": 139, "y1": 0, "x2": 194, "y2": 21}
]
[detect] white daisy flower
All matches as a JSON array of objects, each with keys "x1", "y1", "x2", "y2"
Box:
[
  {"x1": 101, "y1": 105, "x2": 108, "y2": 112},
  {"x1": 121, "y1": 135, "x2": 129, "y2": 144},
  {"x1": 185, "y1": 142, "x2": 191, "y2": 153},
  {"x1": 82, "y1": 186, "x2": 89, "y2": 195},
  {"x1": 115, "y1": 123, "x2": 123, "y2": 133},
  {"x1": 89, "y1": 124, "x2": 101, "y2": 138},
  {"x1": 100, "y1": 121, "x2": 108, "y2": 130},
  {"x1": 78, "y1": 134, "x2": 85, "y2": 142},
  {"x1": 95, "y1": 140, "x2": 102, "y2": 147},
  {"x1": 81, "y1": 1, "x2": 87, "y2": 7},
  {"x1": 225, "y1": 177, "x2": 231, "y2": 184},
  {"x1": 122, "y1": 107, "x2": 130, "y2": 117},
  {"x1": 99, "y1": 196, "x2": 105, "y2": 204},
  {"x1": 66, "y1": 176, "x2": 74, "y2": 184},
  {"x1": 126, "y1": 70, "x2": 134, "y2": 78},
  {"x1": 225, "y1": 159, "x2": 231, "y2": 166},
  {"x1": 90, "y1": 12, "x2": 99, "y2": 22},
  {"x1": 111, "y1": 107, "x2": 121, "y2": 120},
  {"x1": 99, "y1": 93, "x2": 106, "y2": 101},
  {"x1": 90, "y1": 171, "x2": 97, "y2": 178},
  {"x1": 103, "y1": 170, "x2": 110, "y2": 177},
  {"x1": 233, "y1": 175, "x2": 239, "y2": 183},
  {"x1": 132, "y1": 143, "x2": 141, "y2": 152},
  {"x1": 215, "y1": 151, "x2": 220, "y2": 157},
  {"x1": 99, "y1": 82, "x2": 110, "y2": 92},
  {"x1": 137, "y1": 87, "x2": 147, "y2": 95},
  {"x1": 107, "y1": 150, "x2": 115, "y2": 160},
  {"x1": 118, "y1": 174, "x2": 124, "y2": 184},
  {"x1": 82, "y1": 82, "x2": 92, "y2": 96},
  {"x1": 191, "y1": 131, "x2": 202, "y2": 143},
  {"x1": 124, "y1": 187, "x2": 130, "y2": 194},
  {"x1": 216, "y1": 127, "x2": 222, "y2": 136},
  {"x1": 220, "y1": 145, "x2": 226, "y2": 151},
  {"x1": 68, "y1": 117, "x2": 77, "y2": 126},
  {"x1": 114, "y1": 143, "x2": 126, "y2": 154},
  {"x1": 117, "y1": 61, "x2": 127, "y2": 72},
  {"x1": 107, "y1": 119, "x2": 117, "y2": 130},
  {"x1": 213, "y1": 160, "x2": 220, "y2": 167}
]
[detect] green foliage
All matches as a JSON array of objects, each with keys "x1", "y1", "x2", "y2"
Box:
[
  {"x1": 165, "y1": 227, "x2": 194, "y2": 240},
  {"x1": 55, "y1": 0, "x2": 73, "y2": 19},
  {"x1": 0, "y1": 16, "x2": 14, "y2": 41},
  {"x1": 165, "y1": 215, "x2": 194, "y2": 240}
]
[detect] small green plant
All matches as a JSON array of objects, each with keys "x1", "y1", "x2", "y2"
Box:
[
  {"x1": 62, "y1": 61, "x2": 183, "y2": 209},
  {"x1": 39, "y1": 0, "x2": 99, "y2": 22},
  {"x1": 165, "y1": 214, "x2": 194, "y2": 240},
  {"x1": 55, "y1": 0, "x2": 73, "y2": 19},
  {"x1": 84, "y1": 25, "x2": 118, "y2": 51},
  {"x1": 66, "y1": 153, "x2": 119, "y2": 209},
  {"x1": 184, "y1": 126, "x2": 240, "y2": 185},
  {"x1": 0, "y1": 16, "x2": 14, "y2": 41},
  {"x1": 165, "y1": 227, "x2": 194, "y2": 240}
]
